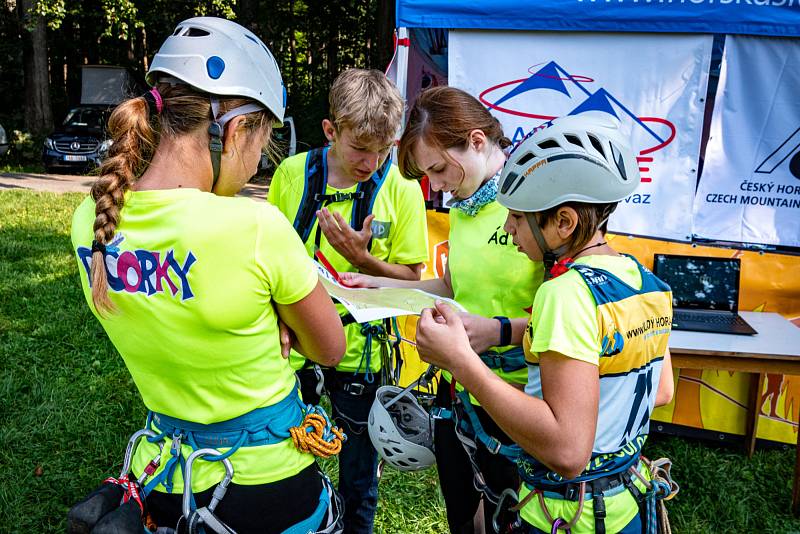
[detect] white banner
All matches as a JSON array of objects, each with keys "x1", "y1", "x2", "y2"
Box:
[
  {"x1": 449, "y1": 31, "x2": 712, "y2": 242},
  {"x1": 693, "y1": 36, "x2": 800, "y2": 248}
]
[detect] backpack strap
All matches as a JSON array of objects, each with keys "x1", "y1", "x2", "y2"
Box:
[
  {"x1": 292, "y1": 147, "x2": 328, "y2": 243},
  {"x1": 352, "y1": 155, "x2": 392, "y2": 251},
  {"x1": 292, "y1": 146, "x2": 393, "y2": 253}
]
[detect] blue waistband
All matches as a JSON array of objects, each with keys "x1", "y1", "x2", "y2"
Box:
[
  {"x1": 479, "y1": 346, "x2": 526, "y2": 373},
  {"x1": 519, "y1": 453, "x2": 641, "y2": 488},
  {"x1": 148, "y1": 386, "x2": 305, "y2": 450}
]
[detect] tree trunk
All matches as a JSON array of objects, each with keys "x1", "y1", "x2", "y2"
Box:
[
  {"x1": 19, "y1": 0, "x2": 53, "y2": 134},
  {"x1": 376, "y1": 0, "x2": 395, "y2": 70},
  {"x1": 289, "y1": 0, "x2": 296, "y2": 93},
  {"x1": 237, "y1": 0, "x2": 260, "y2": 35}
]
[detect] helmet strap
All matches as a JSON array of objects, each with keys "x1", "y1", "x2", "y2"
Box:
[
  {"x1": 209, "y1": 97, "x2": 224, "y2": 187},
  {"x1": 524, "y1": 212, "x2": 568, "y2": 281},
  {"x1": 208, "y1": 97, "x2": 266, "y2": 188}
]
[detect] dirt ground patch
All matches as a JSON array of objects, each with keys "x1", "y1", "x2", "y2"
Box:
[{"x1": 0, "y1": 172, "x2": 268, "y2": 200}]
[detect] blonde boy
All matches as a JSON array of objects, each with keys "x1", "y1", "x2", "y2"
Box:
[{"x1": 268, "y1": 69, "x2": 428, "y2": 533}]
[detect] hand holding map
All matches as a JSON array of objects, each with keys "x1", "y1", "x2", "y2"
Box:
[{"x1": 314, "y1": 259, "x2": 465, "y2": 323}]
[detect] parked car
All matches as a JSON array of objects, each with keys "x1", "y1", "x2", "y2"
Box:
[
  {"x1": 42, "y1": 105, "x2": 113, "y2": 174},
  {"x1": 0, "y1": 123, "x2": 8, "y2": 157}
]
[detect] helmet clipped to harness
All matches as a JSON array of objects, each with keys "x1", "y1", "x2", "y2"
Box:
[
  {"x1": 368, "y1": 386, "x2": 436, "y2": 472},
  {"x1": 497, "y1": 114, "x2": 641, "y2": 277},
  {"x1": 145, "y1": 17, "x2": 287, "y2": 185}
]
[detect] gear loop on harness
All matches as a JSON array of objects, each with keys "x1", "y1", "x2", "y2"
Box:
[
  {"x1": 289, "y1": 405, "x2": 347, "y2": 458},
  {"x1": 630, "y1": 456, "x2": 678, "y2": 534},
  {"x1": 355, "y1": 322, "x2": 386, "y2": 384},
  {"x1": 535, "y1": 482, "x2": 585, "y2": 533}
]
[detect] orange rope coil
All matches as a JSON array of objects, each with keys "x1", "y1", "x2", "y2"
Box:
[{"x1": 290, "y1": 412, "x2": 346, "y2": 458}]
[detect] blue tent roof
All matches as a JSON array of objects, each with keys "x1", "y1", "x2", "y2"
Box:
[{"x1": 396, "y1": 1, "x2": 800, "y2": 37}]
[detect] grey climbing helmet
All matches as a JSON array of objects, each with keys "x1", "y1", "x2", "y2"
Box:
[
  {"x1": 368, "y1": 386, "x2": 436, "y2": 472},
  {"x1": 498, "y1": 114, "x2": 640, "y2": 213}
]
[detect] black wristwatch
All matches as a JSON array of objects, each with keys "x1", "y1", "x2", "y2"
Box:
[{"x1": 494, "y1": 316, "x2": 512, "y2": 346}]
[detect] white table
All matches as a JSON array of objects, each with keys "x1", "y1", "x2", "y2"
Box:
[{"x1": 667, "y1": 312, "x2": 800, "y2": 513}]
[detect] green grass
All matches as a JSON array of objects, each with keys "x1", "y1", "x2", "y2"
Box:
[
  {"x1": 1, "y1": 189, "x2": 799, "y2": 533},
  {"x1": 0, "y1": 162, "x2": 46, "y2": 174}
]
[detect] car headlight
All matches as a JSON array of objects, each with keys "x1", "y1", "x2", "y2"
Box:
[
  {"x1": 99, "y1": 139, "x2": 113, "y2": 153},
  {"x1": 44, "y1": 138, "x2": 55, "y2": 150}
]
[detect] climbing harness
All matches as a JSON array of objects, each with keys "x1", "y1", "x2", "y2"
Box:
[
  {"x1": 477, "y1": 346, "x2": 527, "y2": 374},
  {"x1": 68, "y1": 386, "x2": 346, "y2": 534},
  {"x1": 428, "y1": 347, "x2": 526, "y2": 488},
  {"x1": 431, "y1": 379, "x2": 522, "y2": 505},
  {"x1": 493, "y1": 457, "x2": 679, "y2": 534},
  {"x1": 304, "y1": 318, "x2": 395, "y2": 401}
]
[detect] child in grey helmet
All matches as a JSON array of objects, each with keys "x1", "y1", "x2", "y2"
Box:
[{"x1": 415, "y1": 115, "x2": 676, "y2": 534}]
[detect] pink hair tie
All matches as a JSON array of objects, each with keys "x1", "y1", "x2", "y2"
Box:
[{"x1": 149, "y1": 87, "x2": 163, "y2": 114}]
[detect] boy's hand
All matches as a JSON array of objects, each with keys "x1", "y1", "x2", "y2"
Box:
[
  {"x1": 317, "y1": 208, "x2": 374, "y2": 267},
  {"x1": 339, "y1": 272, "x2": 379, "y2": 288}
]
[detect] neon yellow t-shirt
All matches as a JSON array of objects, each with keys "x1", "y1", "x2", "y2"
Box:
[
  {"x1": 442, "y1": 200, "x2": 543, "y2": 399},
  {"x1": 71, "y1": 188, "x2": 318, "y2": 492},
  {"x1": 523, "y1": 255, "x2": 644, "y2": 363},
  {"x1": 269, "y1": 151, "x2": 429, "y2": 373},
  {"x1": 519, "y1": 255, "x2": 669, "y2": 532}
]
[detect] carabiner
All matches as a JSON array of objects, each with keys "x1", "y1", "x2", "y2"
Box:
[
  {"x1": 551, "y1": 517, "x2": 571, "y2": 533},
  {"x1": 181, "y1": 448, "x2": 235, "y2": 520},
  {"x1": 492, "y1": 488, "x2": 520, "y2": 534},
  {"x1": 120, "y1": 429, "x2": 162, "y2": 479},
  {"x1": 314, "y1": 364, "x2": 326, "y2": 397}
]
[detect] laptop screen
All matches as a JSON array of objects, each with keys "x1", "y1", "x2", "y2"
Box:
[{"x1": 652, "y1": 255, "x2": 740, "y2": 312}]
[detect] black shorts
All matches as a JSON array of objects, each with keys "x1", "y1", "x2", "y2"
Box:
[{"x1": 145, "y1": 463, "x2": 324, "y2": 534}]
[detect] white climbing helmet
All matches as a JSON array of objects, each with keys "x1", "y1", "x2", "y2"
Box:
[
  {"x1": 498, "y1": 114, "x2": 640, "y2": 213},
  {"x1": 146, "y1": 17, "x2": 286, "y2": 124},
  {"x1": 368, "y1": 386, "x2": 436, "y2": 472}
]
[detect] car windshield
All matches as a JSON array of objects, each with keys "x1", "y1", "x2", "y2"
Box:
[
  {"x1": 63, "y1": 108, "x2": 106, "y2": 129},
  {"x1": 273, "y1": 125, "x2": 291, "y2": 142}
]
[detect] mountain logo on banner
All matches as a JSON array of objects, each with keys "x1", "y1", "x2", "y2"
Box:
[
  {"x1": 754, "y1": 127, "x2": 800, "y2": 180},
  {"x1": 478, "y1": 61, "x2": 677, "y2": 185}
]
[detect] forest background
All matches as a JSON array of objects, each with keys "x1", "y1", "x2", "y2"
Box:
[{"x1": 3, "y1": 0, "x2": 395, "y2": 164}]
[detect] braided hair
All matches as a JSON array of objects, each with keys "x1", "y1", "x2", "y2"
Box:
[{"x1": 89, "y1": 83, "x2": 274, "y2": 315}]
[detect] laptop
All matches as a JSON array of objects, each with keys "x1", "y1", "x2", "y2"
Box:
[{"x1": 652, "y1": 254, "x2": 757, "y2": 335}]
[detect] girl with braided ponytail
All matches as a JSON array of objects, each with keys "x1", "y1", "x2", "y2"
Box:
[{"x1": 70, "y1": 18, "x2": 346, "y2": 534}]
